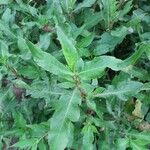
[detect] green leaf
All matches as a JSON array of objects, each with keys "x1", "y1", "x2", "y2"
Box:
[
  {"x1": 0, "y1": 0, "x2": 150, "y2": 149},
  {"x1": 15, "y1": 0, "x2": 38, "y2": 16},
  {"x1": 56, "y1": 25, "x2": 79, "y2": 70},
  {"x1": 116, "y1": 138, "x2": 129, "y2": 150},
  {"x1": 38, "y1": 139, "x2": 47, "y2": 150},
  {"x1": 26, "y1": 40, "x2": 73, "y2": 77},
  {"x1": 120, "y1": 43, "x2": 146, "y2": 67},
  {"x1": 18, "y1": 38, "x2": 31, "y2": 60},
  {"x1": 17, "y1": 64, "x2": 40, "y2": 79},
  {"x1": 2, "y1": 8, "x2": 12, "y2": 24},
  {"x1": 12, "y1": 111, "x2": 27, "y2": 128},
  {"x1": 95, "y1": 81, "x2": 143, "y2": 101},
  {"x1": 141, "y1": 32, "x2": 150, "y2": 40},
  {"x1": 0, "y1": 40, "x2": 9, "y2": 60},
  {"x1": 127, "y1": 66, "x2": 150, "y2": 82},
  {"x1": 78, "y1": 56, "x2": 123, "y2": 80},
  {"x1": 84, "y1": 11, "x2": 103, "y2": 29},
  {"x1": 26, "y1": 123, "x2": 49, "y2": 138},
  {"x1": 67, "y1": 0, "x2": 76, "y2": 9},
  {"x1": 78, "y1": 33, "x2": 95, "y2": 48},
  {"x1": 94, "y1": 26, "x2": 128, "y2": 55},
  {"x1": 130, "y1": 140, "x2": 147, "y2": 150},
  {"x1": 61, "y1": 0, "x2": 76, "y2": 11},
  {"x1": 142, "y1": 83, "x2": 150, "y2": 91},
  {"x1": 81, "y1": 124, "x2": 95, "y2": 150},
  {"x1": 0, "y1": 0, "x2": 12, "y2": 4},
  {"x1": 12, "y1": 79, "x2": 30, "y2": 89},
  {"x1": 134, "y1": 138, "x2": 150, "y2": 146},
  {"x1": 128, "y1": 131, "x2": 150, "y2": 141},
  {"x1": 144, "y1": 42, "x2": 150, "y2": 60},
  {"x1": 39, "y1": 33, "x2": 51, "y2": 51},
  {"x1": 26, "y1": 80, "x2": 65, "y2": 99},
  {"x1": 128, "y1": 131, "x2": 150, "y2": 150},
  {"x1": 49, "y1": 121, "x2": 74, "y2": 150},
  {"x1": 12, "y1": 138, "x2": 38, "y2": 149},
  {"x1": 49, "y1": 88, "x2": 81, "y2": 150},
  {"x1": 119, "y1": 0, "x2": 133, "y2": 20},
  {"x1": 101, "y1": 0, "x2": 119, "y2": 29},
  {"x1": 74, "y1": 0, "x2": 96, "y2": 12},
  {"x1": 0, "y1": 21, "x2": 17, "y2": 39}
]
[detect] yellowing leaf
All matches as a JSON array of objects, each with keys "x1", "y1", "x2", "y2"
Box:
[{"x1": 132, "y1": 100, "x2": 144, "y2": 119}]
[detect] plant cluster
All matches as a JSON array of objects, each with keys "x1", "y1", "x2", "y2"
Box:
[{"x1": 0, "y1": 0, "x2": 150, "y2": 149}]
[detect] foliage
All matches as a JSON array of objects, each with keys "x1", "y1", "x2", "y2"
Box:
[{"x1": 0, "y1": 0, "x2": 150, "y2": 149}]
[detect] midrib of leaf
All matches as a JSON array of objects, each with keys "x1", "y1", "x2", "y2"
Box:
[
  {"x1": 78, "y1": 63, "x2": 121, "y2": 76},
  {"x1": 48, "y1": 91, "x2": 64, "y2": 95},
  {"x1": 52, "y1": 88, "x2": 77, "y2": 147},
  {"x1": 95, "y1": 89, "x2": 135, "y2": 97},
  {"x1": 39, "y1": 90, "x2": 64, "y2": 95}
]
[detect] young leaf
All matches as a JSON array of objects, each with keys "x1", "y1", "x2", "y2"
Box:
[
  {"x1": 56, "y1": 26, "x2": 79, "y2": 70},
  {"x1": 26, "y1": 40, "x2": 73, "y2": 77},
  {"x1": 49, "y1": 88, "x2": 81, "y2": 150}
]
